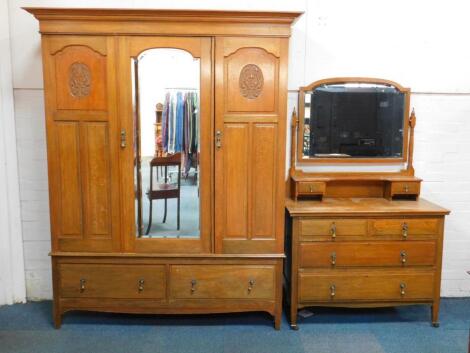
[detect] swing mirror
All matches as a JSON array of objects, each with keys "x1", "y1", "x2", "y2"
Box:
[
  {"x1": 132, "y1": 48, "x2": 201, "y2": 239},
  {"x1": 298, "y1": 78, "x2": 410, "y2": 163}
]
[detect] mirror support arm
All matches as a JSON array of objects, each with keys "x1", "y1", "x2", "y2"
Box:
[
  {"x1": 406, "y1": 108, "x2": 416, "y2": 175},
  {"x1": 290, "y1": 107, "x2": 298, "y2": 176}
]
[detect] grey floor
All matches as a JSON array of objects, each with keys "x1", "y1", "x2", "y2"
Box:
[
  {"x1": 0, "y1": 299, "x2": 469, "y2": 353},
  {"x1": 138, "y1": 158, "x2": 200, "y2": 238}
]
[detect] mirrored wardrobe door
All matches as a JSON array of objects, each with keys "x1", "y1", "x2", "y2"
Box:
[{"x1": 118, "y1": 37, "x2": 212, "y2": 253}]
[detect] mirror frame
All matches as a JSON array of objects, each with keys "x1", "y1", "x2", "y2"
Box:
[
  {"x1": 120, "y1": 37, "x2": 213, "y2": 254},
  {"x1": 297, "y1": 77, "x2": 410, "y2": 164}
]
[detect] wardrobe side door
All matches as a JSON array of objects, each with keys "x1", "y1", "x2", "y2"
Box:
[
  {"x1": 42, "y1": 36, "x2": 121, "y2": 252},
  {"x1": 214, "y1": 37, "x2": 288, "y2": 254}
]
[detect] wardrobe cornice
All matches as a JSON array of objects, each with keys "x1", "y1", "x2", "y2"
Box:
[{"x1": 23, "y1": 8, "x2": 303, "y2": 37}]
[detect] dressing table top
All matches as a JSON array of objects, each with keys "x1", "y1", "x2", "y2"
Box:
[{"x1": 286, "y1": 197, "x2": 450, "y2": 217}]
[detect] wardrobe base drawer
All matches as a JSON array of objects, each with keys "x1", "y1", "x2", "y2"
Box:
[
  {"x1": 299, "y1": 270, "x2": 434, "y2": 302},
  {"x1": 170, "y1": 265, "x2": 275, "y2": 300},
  {"x1": 59, "y1": 264, "x2": 166, "y2": 299}
]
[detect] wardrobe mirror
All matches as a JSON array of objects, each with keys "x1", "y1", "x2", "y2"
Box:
[
  {"x1": 132, "y1": 48, "x2": 200, "y2": 239},
  {"x1": 300, "y1": 80, "x2": 408, "y2": 162}
]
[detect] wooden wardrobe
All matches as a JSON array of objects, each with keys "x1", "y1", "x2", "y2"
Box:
[{"x1": 26, "y1": 8, "x2": 301, "y2": 329}]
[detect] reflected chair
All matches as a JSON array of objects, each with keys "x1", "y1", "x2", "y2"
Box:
[{"x1": 145, "y1": 153, "x2": 182, "y2": 235}]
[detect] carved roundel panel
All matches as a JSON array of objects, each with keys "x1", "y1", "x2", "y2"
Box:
[
  {"x1": 68, "y1": 62, "x2": 91, "y2": 98},
  {"x1": 239, "y1": 64, "x2": 264, "y2": 99}
]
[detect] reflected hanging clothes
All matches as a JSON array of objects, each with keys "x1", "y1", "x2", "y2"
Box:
[
  {"x1": 161, "y1": 90, "x2": 199, "y2": 160},
  {"x1": 161, "y1": 92, "x2": 170, "y2": 152},
  {"x1": 175, "y1": 92, "x2": 184, "y2": 153}
]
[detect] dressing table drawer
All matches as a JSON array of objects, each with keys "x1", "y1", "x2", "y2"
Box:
[
  {"x1": 300, "y1": 218, "x2": 368, "y2": 240},
  {"x1": 59, "y1": 264, "x2": 166, "y2": 299},
  {"x1": 299, "y1": 241, "x2": 436, "y2": 268},
  {"x1": 298, "y1": 270, "x2": 435, "y2": 302},
  {"x1": 369, "y1": 218, "x2": 441, "y2": 239},
  {"x1": 391, "y1": 181, "x2": 420, "y2": 194},
  {"x1": 170, "y1": 265, "x2": 275, "y2": 300},
  {"x1": 297, "y1": 181, "x2": 326, "y2": 195}
]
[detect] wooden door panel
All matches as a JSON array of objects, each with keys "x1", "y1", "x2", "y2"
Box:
[
  {"x1": 54, "y1": 45, "x2": 107, "y2": 110},
  {"x1": 224, "y1": 124, "x2": 249, "y2": 238},
  {"x1": 43, "y1": 36, "x2": 120, "y2": 252},
  {"x1": 225, "y1": 47, "x2": 278, "y2": 113},
  {"x1": 252, "y1": 123, "x2": 277, "y2": 238},
  {"x1": 81, "y1": 122, "x2": 111, "y2": 238},
  {"x1": 215, "y1": 37, "x2": 288, "y2": 254},
  {"x1": 56, "y1": 122, "x2": 82, "y2": 237}
]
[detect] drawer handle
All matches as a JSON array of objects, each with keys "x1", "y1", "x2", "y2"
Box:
[
  {"x1": 138, "y1": 279, "x2": 145, "y2": 292},
  {"x1": 79, "y1": 278, "x2": 86, "y2": 293},
  {"x1": 330, "y1": 284, "x2": 336, "y2": 298},
  {"x1": 120, "y1": 129, "x2": 127, "y2": 148},
  {"x1": 400, "y1": 283, "x2": 406, "y2": 296},
  {"x1": 248, "y1": 279, "x2": 255, "y2": 293},
  {"x1": 309, "y1": 185, "x2": 313, "y2": 193},
  {"x1": 403, "y1": 184, "x2": 409, "y2": 193},
  {"x1": 190, "y1": 279, "x2": 197, "y2": 294},
  {"x1": 330, "y1": 222, "x2": 337, "y2": 239},
  {"x1": 400, "y1": 251, "x2": 407, "y2": 265},
  {"x1": 402, "y1": 222, "x2": 408, "y2": 239},
  {"x1": 330, "y1": 252, "x2": 336, "y2": 266}
]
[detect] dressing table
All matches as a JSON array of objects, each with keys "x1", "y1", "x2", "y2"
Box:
[{"x1": 285, "y1": 78, "x2": 450, "y2": 329}]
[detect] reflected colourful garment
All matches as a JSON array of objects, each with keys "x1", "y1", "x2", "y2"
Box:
[
  {"x1": 161, "y1": 92, "x2": 170, "y2": 151},
  {"x1": 175, "y1": 92, "x2": 184, "y2": 152},
  {"x1": 161, "y1": 90, "x2": 199, "y2": 158}
]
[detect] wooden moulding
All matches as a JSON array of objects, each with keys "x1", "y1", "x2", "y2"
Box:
[{"x1": 23, "y1": 8, "x2": 303, "y2": 36}]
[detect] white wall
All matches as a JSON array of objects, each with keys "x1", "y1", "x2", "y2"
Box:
[
  {"x1": 138, "y1": 49, "x2": 200, "y2": 156},
  {"x1": 0, "y1": 0, "x2": 26, "y2": 305},
  {"x1": 6, "y1": 0, "x2": 470, "y2": 299}
]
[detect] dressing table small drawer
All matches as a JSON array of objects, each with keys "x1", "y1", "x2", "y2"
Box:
[
  {"x1": 299, "y1": 241, "x2": 436, "y2": 268},
  {"x1": 387, "y1": 181, "x2": 421, "y2": 199},
  {"x1": 297, "y1": 181, "x2": 326, "y2": 195},
  {"x1": 300, "y1": 218, "x2": 368, "y2": 240}
]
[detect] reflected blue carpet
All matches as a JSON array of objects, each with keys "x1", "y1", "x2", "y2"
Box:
[{"x1": 0, "y1": 299, "x2": 469, "y2": 353}]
